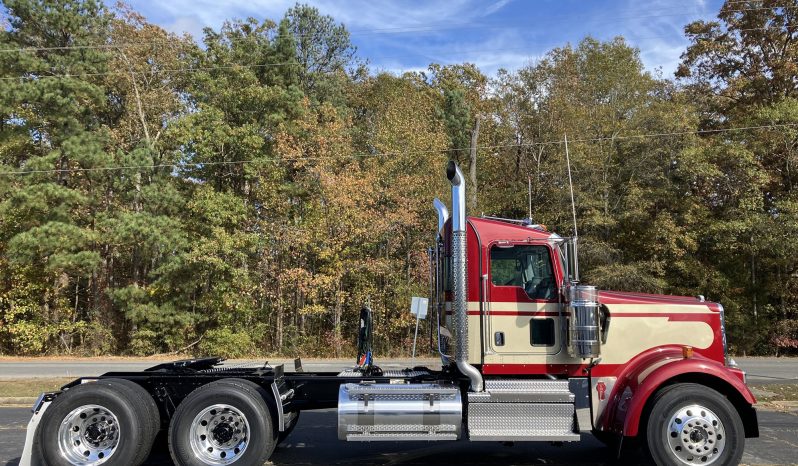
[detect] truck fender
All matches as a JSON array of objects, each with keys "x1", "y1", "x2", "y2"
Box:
[
  {"x1": 607, "y1": 352, "x2": 756, "y2": 437},
  {"x1": 19, "y1": 394, "x2": 55, "y2": 466}
]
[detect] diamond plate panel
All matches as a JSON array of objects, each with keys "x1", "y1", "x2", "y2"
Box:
[
  {"x1": 342, "y1": 383, "x2": 459, "y2": 401},
  {"x1": 468, "y1": 402, "x2": 577, "y2": 441},
  {"x1": 346, "y1": 433, "x2": 458, "y2": 441},
  {"x1": 468, "y1": 379, "x2": 574, "y2": 403},
  {"x1": 348, "y1": 424, "x2": 458, "y2": 433},
  {"x1": 382, "y1": 370, "x2": 430, "y2": 378},
  {"x1": 336, "y1": 369, "x2": 430, "y2": 378},
  {"x1": 484, "y1": 379, "x2": 570, "y2": 393}
]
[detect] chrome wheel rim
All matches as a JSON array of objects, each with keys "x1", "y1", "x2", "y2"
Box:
[
  {"x1": 189, "y1": 404, "x2": 250, "y2": 465},
  {"x1": 57, "y1": 404, "x2": 120, "y2": 465},
  {"x1": 666, "y1": 403, "x2": 726, "y2": 465}
]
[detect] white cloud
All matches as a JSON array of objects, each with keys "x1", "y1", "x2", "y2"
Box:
[
  {"x1": 160, "y1": 15, "x2": 206, "y2": 41},
  {"x1": 483, "y1": 0, "x2": 512, "y2": 17},
  {"x1": 596, "y1": 0, "x2": 721, "y2": 76},
  {"x1": 128, "y1": 0, "x2": 724, "y2": 77},
  {"x1": 138, "y1": 0, "x2": 480, "y2": 34}
]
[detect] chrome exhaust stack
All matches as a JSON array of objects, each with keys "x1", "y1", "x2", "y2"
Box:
[
  {"x1": 446, "y1": 160, "x2": 484, "y2": 392},
  {"x1": 432, "y1": 197, "x2": 452, "y2": 364},
  {"x1": 433, "y1": 198, "x2": 449, "y2": 238}
]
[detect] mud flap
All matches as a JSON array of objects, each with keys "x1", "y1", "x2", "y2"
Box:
[{"x1": 19, "y1": 394, "x2": 53, "y2": 466}]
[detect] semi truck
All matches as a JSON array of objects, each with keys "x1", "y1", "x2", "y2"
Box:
[{"x1": 20, "y1": 161, "x2": 758, "y2": 466}]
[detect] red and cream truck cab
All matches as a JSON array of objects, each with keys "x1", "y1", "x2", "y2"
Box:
[
  {"x1": 21, "y1": 161, "x2": 757, "y2": 466},
  {"x1": 432, "y1": 160, "x2": 758, "y2": 465}
]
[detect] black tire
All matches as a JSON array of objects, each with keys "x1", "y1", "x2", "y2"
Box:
[
  {"x1": 168, "y1": 379, "x2": 277, "y2": 466},
  {"x1": 102, "y1": 378, "x2": 161, "y2": 441},
  {"x1": 278, "y1": 411, "x2": 300, "y2": 445},
  {"x1": 644, "y1": 383, "x2": 744, "y2": 466},
  {"x1": 38, "y1": 381, "x2": 156, "y2": 466}
]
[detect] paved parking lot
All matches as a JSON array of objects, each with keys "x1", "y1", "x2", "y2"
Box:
[
  {"x1": 1, "y1": 357, "x2": 796, "y2": 465},
  {"x1": 1, "y1": 407, "x2": 796, "y2": 465}
]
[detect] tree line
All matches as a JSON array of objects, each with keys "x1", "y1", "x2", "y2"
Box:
[{"x1": 0, "y1": 0, "x2": 796, "y2": 357}]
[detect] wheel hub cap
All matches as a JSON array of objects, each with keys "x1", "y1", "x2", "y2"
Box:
[
  {"x1": 212, "y1": 423, "x2": 234, "y2": 444},
  {"x1": 57, "y1": 404, "x2": 120, "y2": 465},
  {"x1": 189, "y1": 404, "x2": 250, "y2": 465},
  {"x1": 666, "y1": 404, "x2": 726, "y2": 465}
]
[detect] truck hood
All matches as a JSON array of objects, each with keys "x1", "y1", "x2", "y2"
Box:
[{"x1": 598, "y1": 290, "x2": 715, "y2": 307}]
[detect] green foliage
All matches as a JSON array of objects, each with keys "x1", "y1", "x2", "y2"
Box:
[
  {"x1": 127, "y1": 329, "x2": 159, "y2": 356},
  {"x1": 440, "y1": 88, "x2": 472, "y2": 157},
  {"x1": 198, "y1": 328, "x2": 255, "y2": 359},
  {"x1": 284, "y1": 3, "x2": 357, "y2": 96},
  {"x1": 0, "y1": 0, "x2": 795, "y2": 357}
]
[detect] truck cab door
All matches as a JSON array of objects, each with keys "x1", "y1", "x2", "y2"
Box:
[{"x1": 484, "y1": 241, "x2": 562, "y2": 358}]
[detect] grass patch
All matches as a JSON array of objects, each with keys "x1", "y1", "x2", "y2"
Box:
[
  {"x1": 2, "y1": 377, "x2": 795, "y2": 406},
  {"x1": 0, "y1": 378, "x2": 75, "y2": 398},
  {"x1": 749, "y1": 383, "x2": 798, "y2": 402}
]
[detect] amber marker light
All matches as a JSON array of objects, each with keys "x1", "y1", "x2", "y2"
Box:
[{"x1": 682, "y1": 346, "x2": 694, "y2": 359}]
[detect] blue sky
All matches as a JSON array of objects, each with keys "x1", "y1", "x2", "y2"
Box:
[{"x1": 126, "y1": 0, "x2": 724, "y2": 77}]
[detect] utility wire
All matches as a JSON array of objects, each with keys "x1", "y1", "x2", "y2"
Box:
[
  {"x1": 0, "y1": 122, "x2": 795, "y2": 176},
  {"x1": 0, "y1": 25, "x2": 780, "y2": 82},
  {"x1": 0, "y1": 4, "x2": 792, "y2": 54}
]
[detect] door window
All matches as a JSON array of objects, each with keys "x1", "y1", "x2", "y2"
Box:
[
  {"x1": 490, "y1": 245, "x2": 556, "y2": 300},
  {"x1": 530, "y1": 318, "x2": 556, "y2": 346}
]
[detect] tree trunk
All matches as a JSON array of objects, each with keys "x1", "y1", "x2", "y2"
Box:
[
  {"x1": 751, "y1": 234, "x2": 758, "y2": 322},
  {"x1": 276, "y1": 278, "x2": 284, "y2": 351},
  {"x1": 334, "y1": 279, "x2": 342, "y2": 356}
]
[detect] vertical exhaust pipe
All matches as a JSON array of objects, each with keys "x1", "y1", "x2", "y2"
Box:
[
  {"x1": 446, "y1": 161, "x2": 484, "y2": 392},
  {"x1": 433, "y1": 198, "x2": 449, "y2": 237}
]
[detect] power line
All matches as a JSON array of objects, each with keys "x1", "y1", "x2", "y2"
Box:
[
  {"x1": 0, "y1": 25, "x2": 780, "y2": 82},
  {"x1": 1, "y1": 122, "x2": 794, "y2": 176},
  {"x1": 0, "y1": 4, "x2": 792, "y2": 55}
]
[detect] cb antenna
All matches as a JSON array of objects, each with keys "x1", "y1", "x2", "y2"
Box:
[{"x1": 527, "y1": 175, "x2": 532, "y2": 220}]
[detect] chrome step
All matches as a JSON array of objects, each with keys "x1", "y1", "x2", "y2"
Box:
[
  {"x1": 467, "y1": 402, "x2": 580, "y2": 442},
  {"x1": 468, "y1": 379, "x2": 574, "y2": 403}
]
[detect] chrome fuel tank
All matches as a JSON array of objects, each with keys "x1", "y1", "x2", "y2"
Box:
[{"x1": 337, "y1": 383, "x2": 462, "y2": 441}]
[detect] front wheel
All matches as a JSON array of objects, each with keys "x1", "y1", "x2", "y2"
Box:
[{"x1": 645, "y1": 383, "x2": 744, "y2": 466}]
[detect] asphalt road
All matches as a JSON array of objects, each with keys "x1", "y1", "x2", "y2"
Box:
[
  {"x1": 736, "y1": 358, "x2": 798, "y2": 385},
  {"x1": 0, "y1": 357, "x2": 795, "y2": 465},
  {"x1": 0, "y1": 357, "x2": 795, "y2": 383},
  {"x1": 1, "y1": 407, "x2": 796, "y2": 465}
]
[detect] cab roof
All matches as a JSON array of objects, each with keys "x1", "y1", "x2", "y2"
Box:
[{"x1": 467, "y1": 216, "x2": 557, "y2": 243}]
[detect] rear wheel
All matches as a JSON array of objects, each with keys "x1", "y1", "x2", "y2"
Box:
[
  {"x1": 645, "y1": 383, "x2": 744, "y2": 466},
  {"x1": 38, "y1": 381, "x2": 157, "y2": 465},
  {"x1": 168, "y1": 379, "x2": 276, "y2": 465}
]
